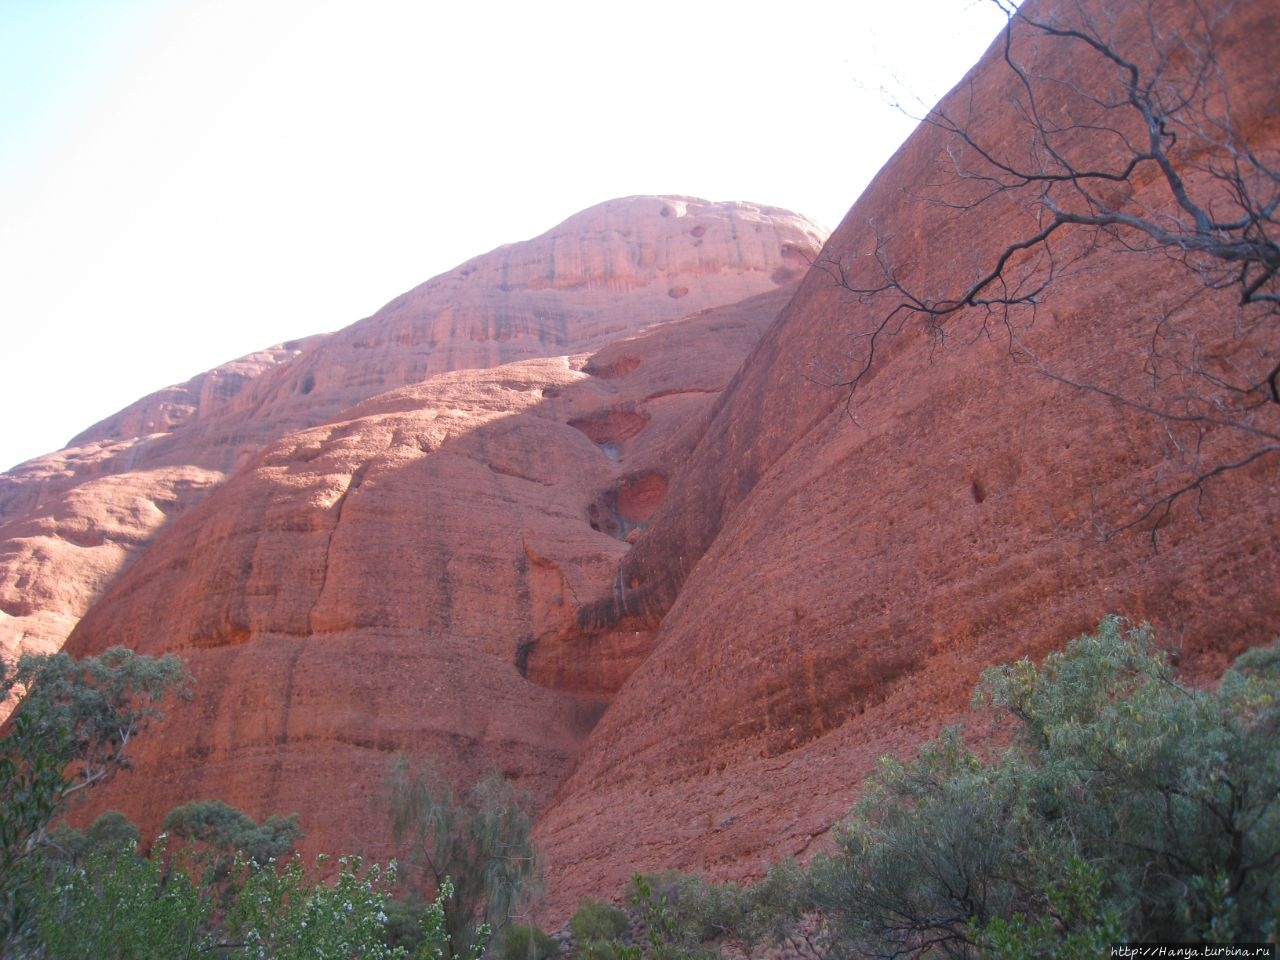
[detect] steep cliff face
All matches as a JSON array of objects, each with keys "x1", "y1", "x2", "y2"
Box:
[
  {"x1": 0, "y1": 342, "x2": 309, "y2": 664},
  {"x1": 0, "y1": 466, "x2": 224, "y2": 659},
  {"x1": 534, "y1": 0, "x2": 1280, "y2": 911},
  {"x1": 1, "y1": 197, "x2": 823, "y2": 674}
]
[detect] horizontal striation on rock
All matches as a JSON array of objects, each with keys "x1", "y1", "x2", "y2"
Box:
[
  {"x1": 0, "y1": 198, "x2": 823, "y2": 684},
  {"x1": 56, "y1": 283, "x2": 795, "y2": 864},
  {"x1": 0, "y1": 466, "x2": 225, "y2": 664},
  {"x1": 533, "y1": 0, "x2": 1280, "y2": 915}
]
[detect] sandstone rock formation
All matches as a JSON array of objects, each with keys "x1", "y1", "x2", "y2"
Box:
[
  {"x1": 1, "y1": 197, "x2": 823, "y2": 675},
  {"x1": 533, "y1": 0, "x2": 1280, "y2": 911},
  {"x1": 58, "y1": 288, "x2": 797, "y2": 851},
  {"x1": 0, "y1": 341, "x2": 311, "y2": 665},
  {"x1": 4, "y1": 0, "x2": 1277, "y2": 926},
  {"x1": 3, "y1": 198, "x2": 823, "y2": 866},
  {"x1": 0, "y1": 465, "x2": 224, "y2": 660}
]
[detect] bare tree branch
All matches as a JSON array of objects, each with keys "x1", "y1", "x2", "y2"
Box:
[{"x1": 820, "y1": 0, "x2": 1279, "y2": 535}]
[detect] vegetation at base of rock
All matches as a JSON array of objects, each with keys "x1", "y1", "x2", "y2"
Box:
[
  {"x1": 162, "y1": 797, "x2": 303, "y2": 882},
  {"x1": 0, "y1": 648, "x2": 474, "y2": 960},
  {"x1": 383, "y1": 892, "x2": 455, "y2": 957},
  {"x1": 28, "y1": 841, "x2": 452, "y2": 960},
  {"x1": 632, "y1": 863, "x2": 816, "y2": 960},
  {"x1": 386, "y1": 758, "x2": 540, "y2": 960},
  {"x1": 0, "y1": 646, "x2": 190, "y2": 956},
  {"x1": 32, "y1": 838, "x2": 207, "y2": 960},
  {"x1": 582, "y1": 868, "x2": 816, "y2": 960},
  {"x1": 6, "y1": 621, "x2": 1278, "y2": 957},
  {"x1": 594, "y1": 619, "x2": 1280, "y2": 958},
  {"x1": 16, "y1": 796, "x2": 469, "y2": 959},
  {"x1": 220, "y1": 855, "x2": 418, "y2": 960},
  {"x1": 569, "y1": 899, "x2": 630, "y2": 944},
  {"x1": 499, "y1": 922, "x2": 560, "y2": 960},
  {"x1": 47, "y1": 808, "x2": 140, "y2": 860}
]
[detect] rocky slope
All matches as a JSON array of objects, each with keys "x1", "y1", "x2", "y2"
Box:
[
  {"x1": 3, "y1": 197, "x2": 824, "y2": 861},
  {"x1": 1, "y1": 197, "x2": 823, "y2": 671},
  {"x1": 57, "y1": 287, "x2": 798, "y2": 849}
]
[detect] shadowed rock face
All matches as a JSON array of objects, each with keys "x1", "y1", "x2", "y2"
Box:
[{"x1": 1, "y1": 197, "x2": 824, "y2": 672}]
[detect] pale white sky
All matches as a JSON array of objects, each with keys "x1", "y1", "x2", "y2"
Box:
[{"x1": 0, "y1": 0, "x2": 1012, "y2": 472}]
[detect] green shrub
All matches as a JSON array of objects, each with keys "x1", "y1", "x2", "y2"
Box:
[
  {"x1": 500, "y1": 922, "x2": 559, "y2": 960},
  {"x1": 809, "y1": 618, "x2": 1280, "y2": 956},
  {"x1": 226, "y1": 854, "x2": 411, "y2": 959},
  {"x1": 383, "y1": 894, "x2": 445, "y2": 955},
  {"x1": 46, "y1": 809, "x2": 142, "y2": 864},
  {"x1": 163, "y1": 798, "x2": 302, "y2": 866},
  {"x1": 611, "y1": 868, "x2": 817, "y2": 960},
  {"x1": 624, "y1": 873, "x2": 722, "y2": 960},
  {"x1": 31, "y1": 846, "x2": 418, "y2": 960},
  {"x1": 578, "y1": 940, "x2": 641, "y2": 960},
  {"x1": 33, "y1": 840, "x2": 207, "y2": 960},
  {"x1": 0, "y1": 647, "x2": 190, "y2": 956},
  {"x1": 569, "y1": 899, "x2": 630, "y2": 944}
]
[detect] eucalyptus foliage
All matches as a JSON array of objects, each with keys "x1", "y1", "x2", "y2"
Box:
[
  {"x1": 163, "y1": 798, "x2": 303, "y2": 887},
  {"x1": 1, "y1": 648, "x2": 468, "y2": 959},
  {"x1": 0, "y1": 646, "x2": 190, "y2": 957},
  {"x1": 222, "y1": 855, "x2": 417, "y2": 960},
  {"x1": 978, "y1": 619, "x2": 1280, "y2": 940},
  {"x1": 29, "y1": 842, "x2": 447, "y2": 960}
]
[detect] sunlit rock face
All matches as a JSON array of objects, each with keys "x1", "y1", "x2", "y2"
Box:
[
  {"x1": 0, "y1": 466, "x2": 225, "y2": 662},
  {"x1": 532, "y1": 0, "x2": 1280, "y2": 914},
  {"x1": 1, "y1": 196, "x2": 824, "y2": 677}
]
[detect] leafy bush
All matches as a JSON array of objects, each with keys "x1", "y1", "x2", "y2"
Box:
[
  {"x1": 222, "y1": 854, "x2": 411, "y2": 960},
  {"x1": 47, "y1": 809, "x2": 142, "y2": 863},
  {"x1": 0, "y1": 647, "x2": 189, "y2": 955},
  {"x1": 971, "y1": 856, "x2": 1123, "y2": 960},
  {"x1": 607, "y1": 863, "x2": 815, "y2": 960},
  {"x1": 624, "y1": 873, "x2": 721, "y2": 960},
  {"x1": 383, "y1": 892, "x2": 454, "y2": 958},
  {"x1": 33, "y1": 839, "x2": 207, "y2": 960},
  {"x1": 163, "y1": 798, "x2": 302, "y2": 875},
  {"x1": 569, "y1": 899, "x2": 630, "y2": 944},
  {"x1": 386, "y1": 760, "x2": 538, "y2": 959},
  {"x1": 499, "y1": 922, "x2": 559, "y2": 960},
  {"x1": 809, "y1": 618, "x2": 1280, "y2": 956},
  {"x1": 30, "y1": 842, "x2": 449, "y2": 959},
  {"x1": 0, "y1": 646, "x2": 458, "y2": 958},
  {"x1": 737, "y1": 860, "x2": 817, "y2": 958}
]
